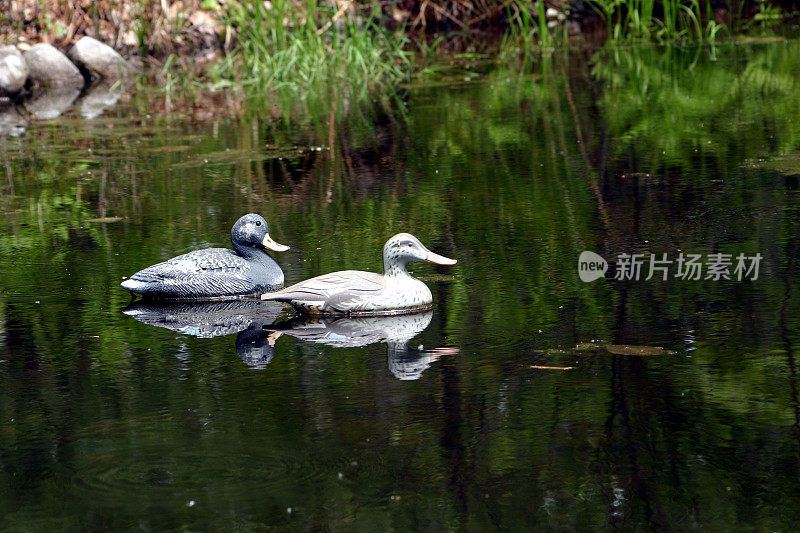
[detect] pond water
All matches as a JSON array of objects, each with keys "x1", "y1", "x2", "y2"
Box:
[{"x1": 2, "y1": 41, "x2": 800, "y2": 529}]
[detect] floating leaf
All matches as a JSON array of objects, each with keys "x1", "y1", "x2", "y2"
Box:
[
  {"x1": 605, "y1": 345, "x2": 674, "y2": 356},
  {"x1": 148, "y1": 145, "x2": 193, "y2": 153},
  {"x1": 574, "y1": 343, "x2": 605, "y2": 352},
  {"x1": 85, "y1": 217, "x2": 123, "y2": 223}
]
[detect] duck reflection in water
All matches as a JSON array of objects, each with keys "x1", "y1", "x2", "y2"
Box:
[
  {"x1": 123, "y1": 299, "x2": 284, "y2": 369},
  {"x1": 267, "y1": 311, "x2": 459, "y2": 380},
  {"x1": 123, "y1": 303, "x2": 457, "y2": 378}
]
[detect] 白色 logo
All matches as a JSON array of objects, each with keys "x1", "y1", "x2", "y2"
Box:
[{"x1": 578, "y1": 251, "x2": 608, "y2": 282}]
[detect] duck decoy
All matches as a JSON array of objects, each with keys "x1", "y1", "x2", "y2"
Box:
[
  {"x1": 121, "y1": 214, "x2": 289, "y2": 299},
  {"x1": 261, "y1": 233, "x2": 455, "y2": 316}
]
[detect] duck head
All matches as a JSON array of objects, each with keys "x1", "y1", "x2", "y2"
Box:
[
  {"x1": 382, "y1": 233, "x2": 456, "y2": 275},
  {"x1": 231, "y1": 214, "x2": 289, "y2": 256}
]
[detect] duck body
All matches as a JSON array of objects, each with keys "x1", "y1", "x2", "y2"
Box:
[
  {"x1": 262, "y1": 233, "x2": 455, "y2": 316},
  {"x1": 122, "y1": 214, "x2": 289, "y2": 300},
  {"x1": 122, "y1": 247, "x2": 284, "y2": 299}
]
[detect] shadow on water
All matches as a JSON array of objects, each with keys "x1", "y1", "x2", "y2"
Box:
[{"x1": 1, "y1": 41, "x2": 800, "y2": 529}]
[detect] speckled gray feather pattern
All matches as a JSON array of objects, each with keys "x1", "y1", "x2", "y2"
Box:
[
  {"x1": 127, "y1": 249, "x2": 254, "y2": 297},
  {"x1": 122, "y1": 214, "x2": 285, "y2": 299}
]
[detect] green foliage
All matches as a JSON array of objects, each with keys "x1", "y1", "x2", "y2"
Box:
[
  {"x1": 588, "y1": 0, "x2": 727, "y2": 41},
  {"x1": 591, "y1": 42, "x2": 800, "y2": 169},
  {"x1": 212, "y1": 0, "x2": 412, "y2": 116},
  {"x1": 748, "y1": 0, "x2": 789, "y2": 31},
  {"x1": 503, "y1": 0, "x2": 556, "y2": 53}
]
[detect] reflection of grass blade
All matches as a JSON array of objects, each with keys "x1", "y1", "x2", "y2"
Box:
[{"x1": 592, "y1": 42, "x2": 800, "y2": 170}]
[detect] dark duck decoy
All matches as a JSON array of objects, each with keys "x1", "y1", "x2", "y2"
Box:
[
  {"x1": 121, "y1": 214, "x2": 289, "y2": 299},
  {"x1": 261, "y1": 233, "x2": 456, "y2": 316}
]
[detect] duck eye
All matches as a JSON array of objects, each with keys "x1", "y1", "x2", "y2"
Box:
[{"x1": 256, "y1": 221, "x2": 262, "y2": 226}]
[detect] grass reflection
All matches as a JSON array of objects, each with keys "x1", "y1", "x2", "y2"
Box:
[{"x1": 592, "y1": 41, "x2": 800, "y2": 170}]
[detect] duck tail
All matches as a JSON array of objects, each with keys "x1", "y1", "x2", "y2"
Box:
[{"x1": 121, "y1": 278, "x2": 146, "y2": 292}]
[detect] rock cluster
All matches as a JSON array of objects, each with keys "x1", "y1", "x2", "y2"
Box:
[
  {"x1": 23, "y1": 43, "x2": 85, "y2": 89},
  {"x1": 0, "y1": 36, "x2": 135, "y2": 134},
  {"x1": 0, "y1": 36, "x2": 131, "y2": 96}
]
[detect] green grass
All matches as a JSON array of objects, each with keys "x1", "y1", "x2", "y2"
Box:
[
  {"x1": 587, "y1": 0, "x2": 727, "y2": 41},
  {"x1": 500, "y1": 0, "x2": 564, "y2": 56},
  {"x1": 499, "y1": 0, "x2": 727, "y2": 54},
  {"x1": 160, "y1": 0, "x2": 786, "y2": 119},
  {"x1": 211, "y1": 0, "x2": 412, "y2": 117}
]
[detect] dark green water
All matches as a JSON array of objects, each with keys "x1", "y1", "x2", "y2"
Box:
[{"x1": 2, "y1": 41, "x2": 800, "y2": 530}]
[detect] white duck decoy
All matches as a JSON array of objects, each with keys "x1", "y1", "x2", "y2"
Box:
[{"x1": 261, "y1": 233, "x2": 456, "y2": 316}]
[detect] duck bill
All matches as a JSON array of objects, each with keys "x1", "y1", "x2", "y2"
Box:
[
  {"x1": 262, "y1": 233, "x2": 290, "y2": 252},
  {"x1": 425, "y1": 251, "x2": 457, "y2": 265},
  {"x1": 267, "y1": 331, "x2": 283, "y2": 346}
]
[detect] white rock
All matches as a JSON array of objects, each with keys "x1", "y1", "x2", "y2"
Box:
[
  {"x1": 68, "y1": 36, "x2": 130, "y2": 80},
  {"x1": 23, "y1": 43, "x2": 84, "y2": 88},
  {"x1": 0, "y1": 46, "x2": 28, "y2": 94}
]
